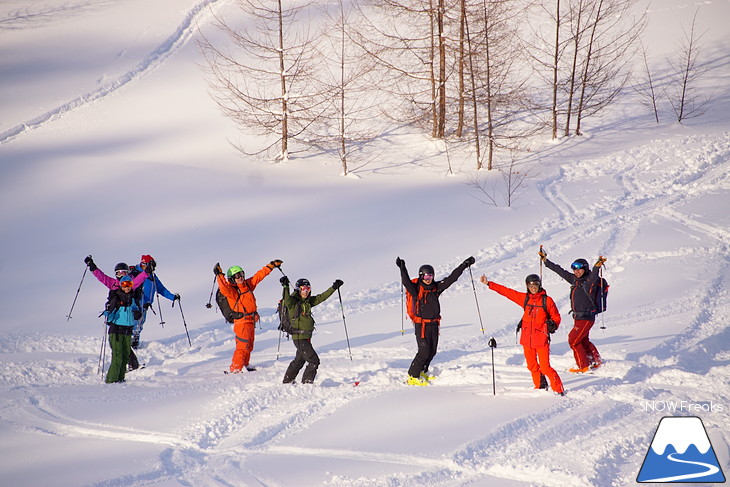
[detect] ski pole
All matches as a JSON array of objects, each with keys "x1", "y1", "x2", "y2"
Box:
[
  {"x1": 66, "y1": 263, "x2": 89, "y2": 322},
  {"x1": 205, "y1": 275, "x2": 216, "y2": 309},
  {"x1": 275, "y1": 266, "x2": 288, "y2": 360},
  {"x1": 336, "y1": 288, "x2": 353, "y2": 361},
  {"x1": 488, "y1": 337, "x2": 497, "y2": 395},
  {"x1": 599, "y1": 260, "x2": 606, "y2": 330},
  {"x1": 400, "y1": 285, "x2": 405, "y2": 335},
  {"x1": 98, "y1": 318, "x2": 108, "y2": 377},
  {"x1": 150, "y1": 270, "x2": 165, "y2": 327},
  {"x1": 539, "y1": 245, "x2": 543, "y2": 281},
  {"x1": 467, "y1": 266, "x2": 485, "y2": 335},
  {"x1": 172, "y1": 297, "x2": 192, "y2": 346}
]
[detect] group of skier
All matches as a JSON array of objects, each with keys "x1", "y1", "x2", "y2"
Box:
[
  {"x1": 84, "y1": 255, "x2": 179, "y2": 383},
  {"x1": 84, "y1": 247, "x2": 608, "y2": 393}
]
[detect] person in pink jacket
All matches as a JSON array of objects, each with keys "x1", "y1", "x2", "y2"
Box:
[{"x1": 481, "y1": 273, "x2": 565, "y2": 395}]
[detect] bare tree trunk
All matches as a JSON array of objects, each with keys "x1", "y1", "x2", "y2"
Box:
[
  {"x1": 456, "y1": 0, "x2": 466, "y2": 138},
  {"x1": 464, "y1": 12, "x2": 482, "y2": 169},
  {"x1": 436, "y1": 0, "x2": 447, "y2": 138},
  {"x1": 277, "y1": 0, "x2": 289, "y2": 160},
  {"x1": 564, "y1": 0, "x2": 586, "y2": 137},
  {"x1": 551, "y1": 0, "x2": 561, "y2": 140},
  {"x1": 669, "y1": 7, "x2": 710, "y2": 122}
]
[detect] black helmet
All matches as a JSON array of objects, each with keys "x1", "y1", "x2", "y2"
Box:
[
  {"x1": 418, "y1": 264, "x2": 435, "y2": 277},
  {"x1": 114, "y1": 262, "x2": 130, "y2": 272},
  {"x1": 571, "y1": 258, "x2": 590, "y2": 271},
  {"x1": 295, "y1": 278, "x2": 311, "y2": 291},
  {"x1": 525, "y1": 274, "x2": 541, "y2": 286}
]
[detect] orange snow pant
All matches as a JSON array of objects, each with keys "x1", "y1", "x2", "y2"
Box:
[
  {"x1": 568, "y1": 319, "x2": 601, "y2": 369},
  {"x1": 523, "y1": 345, "x2": 564, "y2": 394},
  {"x1": 231, "y1": 319, "x2": 256, "y2": 372}
]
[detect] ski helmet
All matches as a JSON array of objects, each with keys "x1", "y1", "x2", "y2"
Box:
[
  {"x1": 140, "y1": 254, "x2": 154, "y2": 264},
  {"x1": 114, "y1": 262, "x2": 130, "y2": 274},
  {"x1": 227, "y1": 265, "x2": 245, "y2": 279},
  {"x1": 571, "y1": 259, "x2": 590, "y2": 271},
  {"x1": 525, "y1": 274, "x2": 541, "y2": 286},
  {"x1": 418, "y1": 264, "x2": 435, "y2": 277},
  {"x1": 295, "y1": 278, "x2": 311, "y2": 291}
]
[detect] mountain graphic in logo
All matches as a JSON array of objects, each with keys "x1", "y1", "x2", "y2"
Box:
[{"x1": 637, "y1": 416, "x2": 726, "y2": 483}]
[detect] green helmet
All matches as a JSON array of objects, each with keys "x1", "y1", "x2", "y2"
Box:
[{"x1": 227, "y1": 265, "x2": 244, "y2": 279}]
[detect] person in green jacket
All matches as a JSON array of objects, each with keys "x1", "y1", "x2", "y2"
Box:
[{"x1": 280, "y1": 276, "x2": 343, "y2": 384}]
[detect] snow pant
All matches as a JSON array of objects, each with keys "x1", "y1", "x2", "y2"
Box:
[
  {"x1": 523, "y1": 345, "x2": 563, "y2": 394},
  {"x1": 106, "y1": 324, "x2": 132, "y2": 383},
  {"x1": 231, "y1": 319, "x2": 256, "y2": 372},
  {"x1": 283, "y1": 338, "x2": 320, "y2": 383},
  {"x1": 408, "y1": 322, "x2": 439, "y2": 378},
  {"x1": 568, "y1": 319, "x2": 601, "y2": 369}
]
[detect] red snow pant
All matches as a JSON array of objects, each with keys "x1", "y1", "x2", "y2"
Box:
[
  {"x1": 231, "y1": 319, "x2": 256, "y2": 372},
  {"x1": 524, "y1": 345, "x2": 563, "y2": 394},
  {"x1": 568, "y1": 319, "x2": 601, "y2": 369}
]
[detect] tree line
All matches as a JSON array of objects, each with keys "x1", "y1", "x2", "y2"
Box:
[{"x1": 199, "y1": 0, "x2": 710, "y2": 175}]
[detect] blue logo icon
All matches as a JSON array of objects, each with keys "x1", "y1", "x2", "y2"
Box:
[{"x1": 637, "y1": 416, "x2": 726, "y2": 483}]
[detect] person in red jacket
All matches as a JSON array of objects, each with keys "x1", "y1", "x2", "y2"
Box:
[
  {"x1": 480, "y1": 273, "x2": 564, "y2": 395},
  {"x1": 214, "y1": 260, "x2": 282, "y2": 373}
]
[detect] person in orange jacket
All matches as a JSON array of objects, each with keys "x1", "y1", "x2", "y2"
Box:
[
  {"x1": 214, "y1": 260, "x2": 282, "y2": 373},
  {"x1": 480, "y1": 273, "x2": 565, "y2": 395}
]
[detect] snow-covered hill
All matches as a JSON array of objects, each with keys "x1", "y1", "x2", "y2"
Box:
[{"x1": 0, "y1": 1, "x2": 728, "y2": 486}]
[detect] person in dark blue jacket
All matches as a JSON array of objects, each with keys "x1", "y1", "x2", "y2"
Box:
[
  {"x1": 104, "y1": 275, "x2": 142, "y2": 383},
  {"x1": 130, "y1": 254, "x2": 179, "y2": 349}
]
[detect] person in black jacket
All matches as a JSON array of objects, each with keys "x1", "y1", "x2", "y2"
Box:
[
  {"x1": 397, "y1": 256, "x2": 475, "y2": 385},
  {"x1": 539, "y1": 249, "x2": 606, "y2": 372}
]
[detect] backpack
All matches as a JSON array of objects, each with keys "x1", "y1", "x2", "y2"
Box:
[
  {"x1": 588, "y1": 277, "x2": 610, "y2": 314},
  {"x1": 277, "y1": 299, "x2": 301, "y2": 336},
  {"x1": 216, "y1": 289, "x2": 244, "y2": 324},
  {"x1": 405, "y1": 278, "x2": 438, "y2": 323},
  {"x1": 516, "y1": 294, "x2": 557, "y2": 334}
]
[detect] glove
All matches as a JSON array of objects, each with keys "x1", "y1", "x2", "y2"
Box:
[
  {"x1": 463, "y1": 256, "x2": 475, "y2": 267},
  {"x1": 595, "y1": 256, "x2": 607, "y2": 267},
  {"x1": 173, "y1": 293, "x2": 181, "y2": 302},
  {"x1": 213, "y1": 263, "x2": 223, "y2": 275},
  {"x1": 143, "y1": 303, "x2": 151, "y2": 310},
  {"x1": 280, "y1": 276, "x2": 290, "y2": 286},
  {"x1": 333, "y1": 279, "x2": 344, "y2": 290},
  {"x1": 144, "y1": 259, "x2": 157, "y2": 273},
  {"x1": 84, "y1": 255, "x2": 97, "y2": 272},
  {"x1": 395, "y1": 257, "x2": 405, "y2": 269},
  {"x1": 133, "y1": 310, "x2": 142, "y2": 321},
  {"x1": 269, "y1": 259, "x2": 283, "y2": 269},
  {"x1": 538, "y1": 248, "x2": 547, "y2": 262},
  {"x1": 547, "y1": 320, "x2": 558, "y2": 334}
]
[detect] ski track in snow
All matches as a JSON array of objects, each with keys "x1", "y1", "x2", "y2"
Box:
[
  {"x1": 1, "y1": 130, "x2": 729, "y2": 486},
  {"x1": 0, "y1": 0, "x2": 222, "y2": 146}
]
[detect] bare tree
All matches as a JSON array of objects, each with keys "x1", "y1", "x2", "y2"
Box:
[
  {"x1": 667, "y1": 7, "x2": 711, "y2": 122},
  {"x1": 632, "y1": 42, "x2": 660, "y2": 123},
  {"x1": 199, "y1": 0, "x2": 323, "y2": 161},
  {"x1": 315, "y1": 0, "x2": 382, "y2": 175},
  {"x1": 573, "y1": 0, "x2": 645, "y2": 135}
]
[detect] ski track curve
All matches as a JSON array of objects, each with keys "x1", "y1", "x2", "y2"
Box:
[
  {"x1": 0, "y1": 0, "x2": 223, "y2": 146},
  {"x1": 1, "y1": 128, "x2": 728, "y2": 485}
]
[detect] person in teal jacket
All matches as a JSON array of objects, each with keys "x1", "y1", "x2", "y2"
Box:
[
  {"x1": 104, "y1": 275, "x2": 142, "y2": 383},
  {"x1": 129, "y1": 254, "x2": 179, "y2": 349},
  {"x1": 280, "y1": 276, "x2": 343, "y2": 384}
]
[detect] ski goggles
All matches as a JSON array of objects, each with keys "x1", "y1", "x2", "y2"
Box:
[
  {"x1": 231, "y1": 272, "x2": 245, "y2": 280},
  {"x1": 571, "y1": 262, "x2": 587, "y2": 270},
  {"x1": 120, "y1": 280, "x2": 133, "y2": 288},
  {"x1": 115, "y1": 270, "x2": 129, "y2": 277},
  {"x1": 422, "y1": 273, "x2": 434, "y2": 279}
]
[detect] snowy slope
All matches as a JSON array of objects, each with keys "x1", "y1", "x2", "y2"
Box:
[{"x1": 0, "y1": 1, "x2": 728, "y2": 486}]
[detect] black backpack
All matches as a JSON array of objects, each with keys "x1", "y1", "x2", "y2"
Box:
[
  {"x1": 277, "y1": 299, "x2": 301, "y2": 336},
  {"x1": 216, "y1": 289, "x2": 244, "y2": 324},
  {"x1": 584, "y1": 277, "x2": 610, "y2": 314}
]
